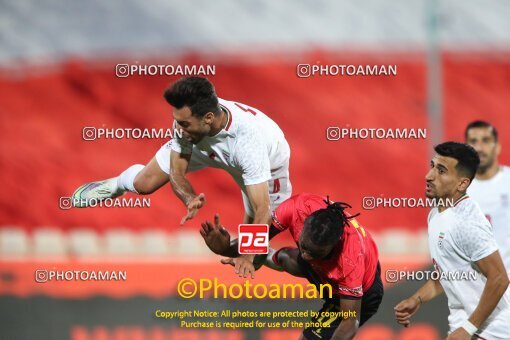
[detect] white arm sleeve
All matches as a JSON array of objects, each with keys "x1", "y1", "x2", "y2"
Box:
[{"x1": 453, "y1": 221, "x2": 499, "y2": 262}]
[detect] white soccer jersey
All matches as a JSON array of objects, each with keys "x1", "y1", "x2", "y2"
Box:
[
  {"x1": 468, "y1": 165, "x2": 510, "y2": 273},
  {"x1": 428, "y1": 195, "x2": 510, "y2": 339},
  {"x1": 155, "y1": 98, "x2": 292, "y2": 214}
]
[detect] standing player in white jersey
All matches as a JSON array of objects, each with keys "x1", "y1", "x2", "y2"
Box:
[
  {"x1": 395, "y1": 142, "x2": 510, "y2": 339},
  {"x1": 465, "y1": 120, "x2": 510, "y2": 274},
  {"x1": 71, "y1": 77, "x2": 292, "y2": 226}
]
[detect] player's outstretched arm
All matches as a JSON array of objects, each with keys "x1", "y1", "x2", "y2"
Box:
[
  {"x1": 220, "y1": 222, "x2": 284, "y2": 277},
  {"x1": 200, "y1": 214, "x2": 282, "y2": 258},
  {"x1": 245, "y1": 182, "x2": 271, "y2": 225},
  {"x1": 169, "y1": 150, "x2": 205, "y2": 225},
  {"x1": 448, "y1": 250, "x2": 509, "y2": 339},
  {"x1": 394, "y1": 278, "x2": 444, "y2": 327},
  {"x1": 205, "y1": 224, "x2": 284, "y2": 279}
]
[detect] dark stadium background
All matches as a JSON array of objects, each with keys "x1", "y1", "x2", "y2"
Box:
[{"x1": 1, "y1": 1, "x2": 509, "y2": 339}]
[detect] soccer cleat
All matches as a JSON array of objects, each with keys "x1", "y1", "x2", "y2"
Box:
[{"x1": 71, "y1": 177, "x2": 126, "y2": 208}]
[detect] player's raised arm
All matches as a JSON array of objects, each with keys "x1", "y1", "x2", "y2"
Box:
[
  {"x1": 169, "y1": 149, "x2": 205, "y2": 225},
  {"x1": 394, "y1": 278, "x2": 444, "y2": 327}
]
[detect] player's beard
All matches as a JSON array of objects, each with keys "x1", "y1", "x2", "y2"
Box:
[
  {"x1": 190, "y1": 124, "x2": 212, "y2": 144},
  {"x1": 186, "y1": 130, "x2": 207, "y2": 144},
  {"x1": 477, "y1": 152, "x2": 496, "y2": 175},
  {"x1": 425, "y1": 184, "x2": 447, "y2": 203},
  {"x1": 425, "y1": 191, "x2": 441, "y2": 201},
  {"x1": 189, "y1": 135, "x2": 203, "y2": 144},
  {"x1": 425, "y1": 182, "x2": 435, "y2": 199}
]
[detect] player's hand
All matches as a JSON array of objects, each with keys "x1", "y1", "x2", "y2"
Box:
[
  {"x1": 446, "y1": 327, "x2": 471, "y2": 340},
  {"x1": 221, "y1": 254, "x2": 256, "y2": 279},
  {"x1": 394, "y1": 296, "x2": 421, "y2": 327},
  {"x1": 181, "y1": 193, "x2": 206, "y2": 225},
  {"x1": 200, "y1": 213, "x2": 231, "y2": 255}
]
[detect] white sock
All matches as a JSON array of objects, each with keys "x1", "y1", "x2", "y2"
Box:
[{"x1": 117, "y1": 164, "x2": 144, "y2": 193}]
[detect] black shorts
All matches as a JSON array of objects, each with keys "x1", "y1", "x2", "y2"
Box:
[{"x1": 298, "y1": 256, "x2": 384, "y2": 340}]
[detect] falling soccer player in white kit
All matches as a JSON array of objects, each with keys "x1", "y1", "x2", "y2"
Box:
[
  {"x1": 395, "y1": 142, "x2": 510, "y2": 339},
  {"x1": 71, "y1": 77, "x2": 292, "y2": 226},
  {"x1": 465, "y1": 120, "x2": 510, "y2": 275}
]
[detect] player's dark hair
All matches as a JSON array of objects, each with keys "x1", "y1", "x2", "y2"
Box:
[
  {"x1": 163, "y1": 77, "x2": 221, "y2": 117},
  {"x1": 464, "y1": 120, "x2": 498, "y2": 142},
  {"x1": 434, "y1": 142, "x2": 480, "y2": 182},
  {"x1": 304, "y1": 197, "x2": 360, "y2": 247}
]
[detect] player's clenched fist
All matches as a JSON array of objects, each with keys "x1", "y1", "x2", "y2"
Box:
[
  {"x1": 221, "y1": 255, "x2": 256, "y2": 279},
  {"x1": 394, "y1": 296, "x2": 421, "y2": 327}
]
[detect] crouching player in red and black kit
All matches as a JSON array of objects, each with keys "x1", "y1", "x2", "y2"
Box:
[{"x1": 200, "y1": 193, "x2": 384, "y2": 340}]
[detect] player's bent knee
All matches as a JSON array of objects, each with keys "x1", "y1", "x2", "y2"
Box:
[{"x1": 133, "y1": 172, "x2": 160, "y2": 195}]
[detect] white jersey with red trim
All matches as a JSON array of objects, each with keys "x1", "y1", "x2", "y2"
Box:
[
  {"x1": 170, "y1": 97, "x2": 289, "y2": 186},
  {"x1": 427, "y1": 195, "x2": 510, "y2": 339},
  {"x1": 468, "y1": 165, "x2": 510, "y2": 273},
  {"x1": 155, "y1": 98, "x2": 292, "y2": 214}
]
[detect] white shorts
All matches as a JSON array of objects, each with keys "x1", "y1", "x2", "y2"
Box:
[
  {"x1": 241, "y1": 175, "x2": 292, "y2": 218},
  {"x1": 155, "y1": 140, "x2": 292, "y2": 217},
  {"x1": 155, "y1": 140, "x2": 209, "y2": 174}
]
